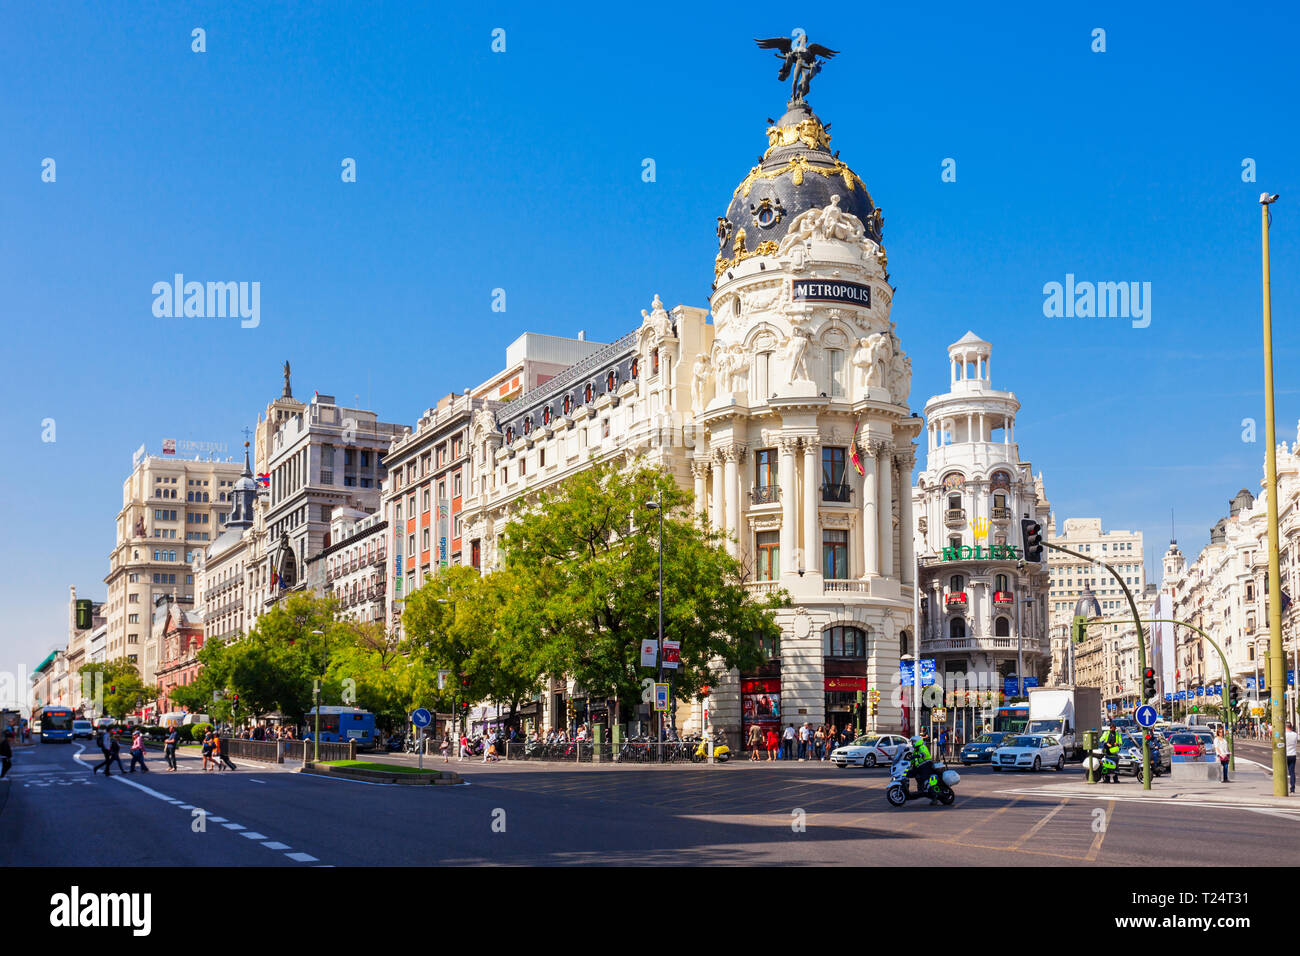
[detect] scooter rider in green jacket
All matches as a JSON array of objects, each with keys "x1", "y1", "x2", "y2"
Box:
[
  {"x1": 1099, "y1": 721, "x2": 1123, "y2": 783},
  {"x1": 907, "y1": 734, "x2": 940, "y2": 803}
]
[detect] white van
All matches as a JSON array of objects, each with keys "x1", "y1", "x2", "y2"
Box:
[{"x1": 1187, "y1": 715, "x2": 1224, "y2": 733}]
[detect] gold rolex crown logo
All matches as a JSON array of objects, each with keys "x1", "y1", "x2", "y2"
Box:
[{"x1": 969, "y1": 517, "x2": 990, "y2": 541}]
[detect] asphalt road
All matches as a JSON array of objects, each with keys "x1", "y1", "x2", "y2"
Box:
[{"x1": 3, "y1": 741, "x2": 1297, "y2": 866}]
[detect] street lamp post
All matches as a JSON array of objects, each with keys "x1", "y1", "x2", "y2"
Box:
[
  {"x1": 311, "y1": 627, "x2": 325, "y2": 764},
  {"x1": 645, "y1": 500, "x2": 665, "y2": 749}
]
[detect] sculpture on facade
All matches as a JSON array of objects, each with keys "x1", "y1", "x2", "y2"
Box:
[
  {"x1": 640, "y1": 294, "x2": 673, "y2": 341},
  {"x1": 776, "y1": 195, "x2": 866, "y2": 255},
  {"x1": 853, "y1": 333, "x2": 890, "y2": 390},
  {"x1": 691, "y1": 354, "x2": 713, "y2": 409},
  {"x1": 885, "y1": 323, "x2": 910, "y2": 399},
  {"x1": 784, "y1": 323, "x2": 812, "y2": 383}
]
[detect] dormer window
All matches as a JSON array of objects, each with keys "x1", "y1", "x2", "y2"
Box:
[
  {"x1": 523, "y1": 418, "x2": 532, "y2": 436},
  {"x1": 542, "y1": 407, "x2": 552, "y2": 426},
  {"x1": 607, "y1": 370, "x2": 618, "y2": 392},
  {"x1": 584, "y1": 383, "x2": 594, "y2": 403},
  {"x1": 563, "y1": 395, "x2": 573, "y2": 415},
  {"x1": 631, "y1": 358, "x2": 639, "y2": 379}
]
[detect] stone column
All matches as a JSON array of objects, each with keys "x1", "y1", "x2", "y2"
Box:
[
  {"x1": 860, "y1": 434, "x2": 878, "y2": 578},
  {"x1": 711, "y1": 450, "x2": 725, "y2": 532},
  {"x1": 877, "y1": 441, "x2": 894, "y2": 580},
  {"x1": 802, "y1": 436, "x2": 820, "y2": 577},
  {"x1": 724, "y1": 447, "x2": 741, "y2": 557},
  {"x1": 779, "y1": 437, "x2": 798, "y2": 574},
  {"x1": 691, "y1": 460, "x2": 709, "y2": 519},
  {"x1": 898, "y1": 451, "x2": 915, "y2": 585}
]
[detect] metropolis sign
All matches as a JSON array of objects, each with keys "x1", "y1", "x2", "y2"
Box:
[
  {"x1": 792, "y1": 279, "x2": 871, "y2": 307},
  {"x1": 941, "y1": 544, "x2": 1022, "y2": 561}
]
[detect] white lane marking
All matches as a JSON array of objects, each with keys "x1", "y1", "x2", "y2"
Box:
[
  {"x1": 240, "y1": 832, "x2": 268, "y2": 840},
  {"x1": 222, "y1": 823, "x2": 245, "y2": 830},
  {"x1": 109, "y1": 774, "x2": 179, "y2": 803},
  {"x1": 207, "y1": 816, "x2": 228, "y2": 823},
  {"x1": 262, "y1": 842, "x2": 290, "y2": 850},
  {"x1": 996, "y1": 787, "x2": 1300, "y2": 816},
  {"x1": 177, "y1": 804, "x2": 195, "y2": 810},
  {"x1": 249, "y1": 778, "x2": 266, "y2": 784},
  {"x1": 285, "y1": 852, "x2": 318, "y2": 862}
]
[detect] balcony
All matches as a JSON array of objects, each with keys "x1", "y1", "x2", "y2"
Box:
[
  {"x1": 944, "y1": 508, "x2": 967, "y2": 528},
  {"x1": 821, "y1": 482, "x2": 853, "y2": 503},
  {"x1": 993, "y1": 590, "x2": 1014, "y2": 605},
  {"x1": 824, "y1": 580, "x2": 869, "y2": 594},
  {"x1": 749, "y1": 485, "x2": 780, "y2": 506},
  {"x1": 945, "y1": 592, "x2": 968, "y2": 608},
  {"x1": 991, "y1": 507, "x2": 1011, "y2": 521},
  {"x1": 745, "y1": 580, "x2": 783, "y2": 597}
]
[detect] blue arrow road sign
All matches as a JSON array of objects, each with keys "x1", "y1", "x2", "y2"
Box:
[
  {"x1": 1135, "y1": 704, "x2": 1158, "y2": 728},
  {"x1": 1165, "y1": 693, "x2": 1172, "y2": 701},
  {"x1": 411, "y1": 708, "x2": 432, "y2": 727}
]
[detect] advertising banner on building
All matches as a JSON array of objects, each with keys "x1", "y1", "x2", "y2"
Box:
[
  {"x1": 437, "y1": 499, "x2": 450, "y2": 568},
  {"x1": 162, "y1": 438, "x2": 176, "y2": 455}
]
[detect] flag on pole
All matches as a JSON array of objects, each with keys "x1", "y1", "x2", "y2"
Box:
[
  {"x1": 256, "y1": 473, "x2": 270, "y2": 486},
  {"x1": 850, "y1": 420, "x2": 865, "y2": 476}
]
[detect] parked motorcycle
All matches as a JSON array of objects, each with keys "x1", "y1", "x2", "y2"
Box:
[
  {"x1": 885, "y1": 751, "x2": 958, "y2": 807},
  {"x1": 690, "y1": 733, "x2": 731, "y2": 763}
]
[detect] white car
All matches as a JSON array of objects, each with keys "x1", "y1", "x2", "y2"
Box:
[
  {"x1": 830, "y1": 734, "x2": 910, "y2": 768},
  {"x1": 991, "y1": 734, "x2": 1066, "y2": 772}
]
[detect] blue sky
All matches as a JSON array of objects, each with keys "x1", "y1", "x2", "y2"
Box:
[{"x1": 3, "y1": 2, "x2": 1298, "y2": 689}]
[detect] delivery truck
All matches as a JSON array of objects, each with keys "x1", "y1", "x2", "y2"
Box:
[{"x1": 1024, "y1": 685, "x2": 1103, "y2": 760}]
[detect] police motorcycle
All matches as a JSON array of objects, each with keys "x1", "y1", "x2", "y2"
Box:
[{"x1": 885, "y1": 740, "x2": 959, "y2": 807}]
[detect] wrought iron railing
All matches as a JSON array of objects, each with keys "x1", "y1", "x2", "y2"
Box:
[
  {"x1": 749, "y1": 484, "x2": 780, "y2": 505},
  {"x1": 821, "y1": 482, "x2": 853, "y2": 503}
]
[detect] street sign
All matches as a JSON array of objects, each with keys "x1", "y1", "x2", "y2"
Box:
[
  {"x1": 900, "y1": 659, "x2": 937, "y2": 687},
  {"x1": 653, "y1": 683, "x2": 669, "y2": 712},
  {"x1": 1134, "y1": 704, "x2": 1158, "y2": 728},
  {"x1": 640, "y1": 640, "x2": 658, "y2": 668},
  {"x1": 411, "y1": 708, "x2": 432, "y2": 728},
  {"x1": 932, "y1": 708, "x2": 948, "y2": 721}
]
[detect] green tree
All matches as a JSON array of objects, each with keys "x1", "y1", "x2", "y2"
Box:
[
  {"x1": 402, "y1": 565, "x2": 493, "y2": 723},
  {"x1": 78, "y1": 661, "x2": 156, "y2": 721},
  {"x1": 499, "y1": 462, "x2": 783, "y2": 713}
]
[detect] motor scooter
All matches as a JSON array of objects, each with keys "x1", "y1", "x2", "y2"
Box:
[
  {"x1": 885, "y1": 750, "x2": 958, "y2": 807},
  {"x1": 690, "y1": 733, "x2": 731, "y2": 763}
]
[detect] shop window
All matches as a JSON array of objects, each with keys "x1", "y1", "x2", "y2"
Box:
[{"x1": 823, "y1": 625, "x2": 866, "y2": 658}]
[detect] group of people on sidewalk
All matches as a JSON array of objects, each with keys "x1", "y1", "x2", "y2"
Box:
[{"x1": 747, "y1": 722, "x2": 861, "y2": 761}]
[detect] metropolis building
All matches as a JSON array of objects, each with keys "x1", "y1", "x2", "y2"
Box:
[{"x1": 460, "y1": 50, "x2": 919, "y2": 746}]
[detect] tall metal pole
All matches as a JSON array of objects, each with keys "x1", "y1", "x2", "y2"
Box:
[
  {"x1": 655, "y1": 503, "x2": 664, "y2": 747},
  {"x1": 912, "y1": 553, "x2": 920, "y2": 736},
  {"x1": 1259, "y1": 192, "x2": 1289, "y2": 794}
]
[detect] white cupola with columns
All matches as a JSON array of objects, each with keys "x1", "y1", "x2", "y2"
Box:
[{"x1": 912, "y1": 332, "x2": 1052, "y2": 730}]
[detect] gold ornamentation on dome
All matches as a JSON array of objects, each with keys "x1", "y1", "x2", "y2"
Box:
[
  {"x1": 732, "y1": 227, "x2": 747, "y2": 258},
  {"x1": 732, "y1": 155, "x2": 871, "y2": 202},
  {"x1": 764, "y1": 117, "x2": 832, "y2": 156},
  {"x1": 716, "y1": 239, "x2": 780, "y2": 278}
]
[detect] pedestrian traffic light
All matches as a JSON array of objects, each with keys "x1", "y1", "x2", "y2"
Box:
[
  {"x1": 1020, "y1": 519, "x2": 1044, "y2": 562},
  {"x1": 1142, "y1": 667, "x2": 1156, "y2": 700},
  {"x1": 1071, "y1": 615, "x2": 1089, "y2": 643},
  {"x1": 1230, "y1": 683, "x2": 1242, "y2": 708}
]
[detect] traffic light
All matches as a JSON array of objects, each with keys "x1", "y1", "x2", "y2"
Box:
[
  {"x1": 1071, "y1": 615, "x2": 1089, "y2": 643},
  {"x1": 1142, "y1": 667, "x2": 1156, "y2": 700},
  {"x1": 1230, "y1": 683, "x2": 1242, "y2": 708},
  {"x1": 75, "y1": 599, "x2": 93, "y2": 630},
  {"x1": 1020, "y1": 519, "x2": 1044, "y2": 562},
  {"x1": 109, "y1": 684, "x2": 116, "y2": 694}
]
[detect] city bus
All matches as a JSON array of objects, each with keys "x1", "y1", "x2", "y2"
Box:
[
  {"x1": 992, "y1": 704, "x2": 1029, "y2": 734},
  {"x1": 301, "y1": 706, "x2": 375, "y2": 750},
  {"x1": 36, "y1": 706, "x2": 76, "y2": 743}
]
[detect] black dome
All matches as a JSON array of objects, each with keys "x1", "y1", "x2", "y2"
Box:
[{"x1": 716, "y1": 104, "x2": 880, "y2": 278}]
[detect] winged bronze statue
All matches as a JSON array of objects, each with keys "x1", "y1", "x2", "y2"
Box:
[{"x1": 755, "y1": 34, "x2": 839, "y2": 105}]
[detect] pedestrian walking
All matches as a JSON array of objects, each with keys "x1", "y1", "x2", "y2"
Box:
[
  {"x1": 215, "y1": 734, "x2": 237, "y2": 770},
  {"x1": 1213, "y1": 727, "x2": 1231, "y2": 783},
  {"x1": 108, "y1": 731, "x2": 126, "y2": 773},
  {"x1": 798, "y1": 722, "x2": 811, "y2": 760},
  {"x1": 0, "y1": 730, "x2": 12, "y2": 779},
  {"x1": 764, "y1": 727, "x2": 778, "y2": 761},
  {"x1": 782, "y1": 723, "x2": 796, "y2": 760},
  {"x1": 91, "y1": 728, "x2": 114, "y2": 776},
  {"x1": 440, "y1": 733, "x2": 450, "y2": 763},
  {"x1": 201, "y1": 731, "x2": 214, "y2": 770},
  {"x1": 164, "y1": 727, "x2": 179, "y2": 771},
  {"x1": 747, "y1": 723, "x2": 763, "y2": 761},
  {"x1": 1286, "y1": 722, "x2": 1297, "y2": 794},
  {"x1": 127, "y1": 729, "x2": 149, "y2": 773},
  {"x1": 814, "y1": 725, "x2": 826, "y2": 761}
]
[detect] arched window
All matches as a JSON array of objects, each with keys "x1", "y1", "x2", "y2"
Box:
[
  {"x1": 584, "y1": 383, "x2": 594, "y2": 403},
  {"x1": 994, "y1": 617, "x2": 1011, "y2": 637},
  {"x1": 542, "y1": 407, "x2": 551, "y2": 426},
  {"x1": 950, "y1": 617, "x2": 966, "y2": 639},
  {"x1": 949, "y1": 575, "x2": 964, "y2": 592},
  {"x1": 948, "y1": 494, "x2": 962, "y2": 511},
  {"x1": 523, "y1": 417, "x2": 532, "y2": 435},
  {"x1": 899, "y1": 629, "x2": 910, "y2": 656},
  {"x1": 563, "y1": 395, "x2": 573, "y2": 416},
  {"x1": 506, "y1": 427, "x2": 514, "y2": 444},
  {"x1": 823, "y1": 625, "x2": 867, "y2": 658},
  {"x1": 652, "y1": 349, "x2": 660, "y2": 375},
  {"x1": 607, "y1": 370, "x2": 618, "y2": 392},
  {"x1": 631, "y1": 358, "x2": 639, "y2": 379}
]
